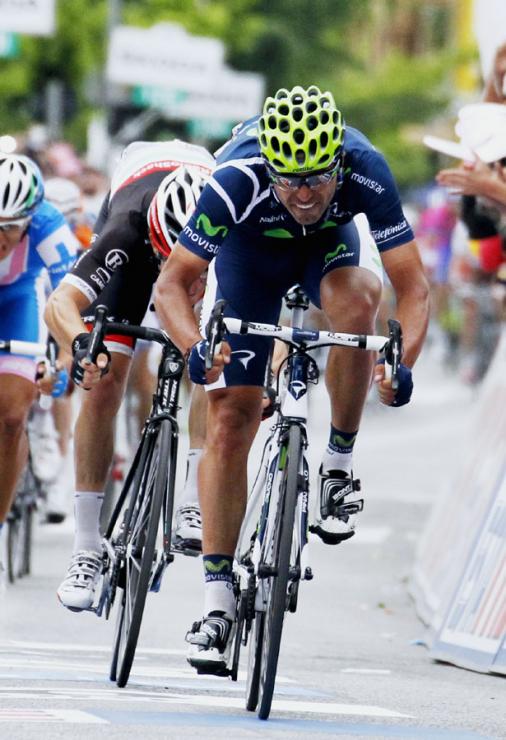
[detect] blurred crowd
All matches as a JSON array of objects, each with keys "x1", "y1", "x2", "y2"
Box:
[{"x1": 410, "y1": 42, "x2": 506, "y2": 385}]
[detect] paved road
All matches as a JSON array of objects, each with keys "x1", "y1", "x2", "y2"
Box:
[{"x1": 0, "y1": 349, "x2": 504, "y2": 739}]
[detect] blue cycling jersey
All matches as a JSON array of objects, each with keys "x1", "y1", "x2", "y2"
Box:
[
  {"x1": 0, "y1": 201, "x2": 78, "y2": 364},
  {"x1": 0, "y1": 200, "x2": 78, "y2": 289},
  {"x1": 179, "y1": 116, "x2": 414, "y2": 260}
]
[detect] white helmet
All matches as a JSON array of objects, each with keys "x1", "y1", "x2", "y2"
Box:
[
  {"x1": 0, "y1": 153, "x2": 44, "y2": 218},
  {"x1": 148, "y1": 164, "x2": 210, "y2": 258},
  {"x1": 44, "y1": 177, "x2": 82, "y2": 216}
]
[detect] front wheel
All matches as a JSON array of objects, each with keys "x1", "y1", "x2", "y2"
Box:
[
  {"x1": 250, "y1": 424, "x2": 303, "y2": 720},
  {"x1": 111, "y1": 419, "x2": 173, "y2": 687}
]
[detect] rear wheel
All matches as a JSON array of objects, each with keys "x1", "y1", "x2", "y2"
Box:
[{"x1": 111, "y1": 419, "x2": 173, "y2": 687}]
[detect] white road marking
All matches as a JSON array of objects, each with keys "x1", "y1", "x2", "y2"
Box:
[
  {"x1": 161, "y1": 693, "x2": 413, "y2": 718},
  {"x1": 341, "y1": 668, "x2": 392, "y2": 675},
  {"x1": 0, "y1": 708, "x2": 108, "y2": 724},
  {"x1": 2, "y1": 640, "x2": 186, "y2": 656}
]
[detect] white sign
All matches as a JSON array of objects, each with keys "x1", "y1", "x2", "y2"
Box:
[
  {"x1": 136, "y1": 68, "x2": 264, "y2": 122},
  {"x1": 107, "y1": 24, "x2": 225, "y2": 94},
  {"x1": 0, "y1": 0, "x2": 55, "y2": 36}
]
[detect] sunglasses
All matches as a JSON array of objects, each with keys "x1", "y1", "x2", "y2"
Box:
[
  {"x1": 267, "y1": 162, "x2": 341, "y2": 191},
  {"x1": 0, "y1": 216, "x2": 31, "y2": 233}
]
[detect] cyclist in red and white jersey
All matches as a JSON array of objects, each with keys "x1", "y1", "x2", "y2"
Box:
[{"x1": 45, "y1": 140, "x2": 214, "y2": 611}]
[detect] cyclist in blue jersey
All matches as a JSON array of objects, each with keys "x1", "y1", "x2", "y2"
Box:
[
  {"x1": 154, "y1": 85, "x2": 430, "y2": 672},
  {"x1": 0, "y1": 154, "x2": 78, "y2": 538}
]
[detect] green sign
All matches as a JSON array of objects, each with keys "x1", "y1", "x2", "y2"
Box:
[
  {"x1": 187, "y1": 119, "x2": 232, "y2": 140},
  {"x1": 0, "y1": 33, "x2": 19, "y2": 59},
  {"x1": 132, "y1": 86, "x2": 187, "y2": 111}
]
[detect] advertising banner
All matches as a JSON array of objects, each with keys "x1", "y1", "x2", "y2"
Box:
[{"x1": 411, "y1": 329, "x2": 506, "y2": 674}]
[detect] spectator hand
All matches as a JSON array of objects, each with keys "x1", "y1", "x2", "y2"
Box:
[{"x1": 374, "y1": 359, "x2": 413, "y2": 407}]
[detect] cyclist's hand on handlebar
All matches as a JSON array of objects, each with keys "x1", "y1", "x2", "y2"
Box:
[
  {"x1": 71, "y1": 332, "x2": 111, "y2": 390},
  {"x1": 374, "y1": 359, "x2": 413, "y2": 407},
  {"x1": 187, "y1": 338, "x2": 231, "y2": 385},
  {"x1": 37, "y1": 361, "x2": 70, "y2": 398}
]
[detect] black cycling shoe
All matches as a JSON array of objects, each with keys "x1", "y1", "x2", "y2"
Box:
[
  {"x1": 186, "y1": 610, "x2": 235, "y2": 676},
  {"x1": 309, "y1": 467, "x2": 363, "y2": 545}
]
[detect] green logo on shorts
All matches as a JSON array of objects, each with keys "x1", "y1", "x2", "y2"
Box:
[
  {"x1": 324, "y1": 243, "x2": 347, "y2": 264},
  {"x1": 196, "y1": 214, "x2": 228, "y2": 238}
]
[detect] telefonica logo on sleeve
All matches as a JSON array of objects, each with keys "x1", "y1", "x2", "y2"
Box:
[{"x1": 371, "y1": 220, "x2": 408, "y2": 243}]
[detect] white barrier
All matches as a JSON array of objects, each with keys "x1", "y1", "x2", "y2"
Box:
[{"x1": 410, "y1": 326, "x2": 506, "y2": 674}]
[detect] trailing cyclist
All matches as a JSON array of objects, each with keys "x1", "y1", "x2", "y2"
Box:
[
  {"x1": 44, "y1": 139, "x2": 214, "y2": 611},
  {"x1": 154, "y1": 85, "x2": 430, "y2": 673},
  {"x1": 0, "y1": 154, "x2": 78, "y2": 552}
]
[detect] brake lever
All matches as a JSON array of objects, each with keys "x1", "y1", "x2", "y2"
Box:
[
  {"x1": 86, "y1": 305, "x2": 108, "y2": 365},
  {"x1": 384, "y1": 319, "x2": 403, "y2": 391},
  {"x1": 204, "y1": 299, "x2": 227, "y2": 371}
]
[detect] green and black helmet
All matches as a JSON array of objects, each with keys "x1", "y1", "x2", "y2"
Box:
[{"x1": 258, "y1": 85, "x2": 345, "y2": 174}]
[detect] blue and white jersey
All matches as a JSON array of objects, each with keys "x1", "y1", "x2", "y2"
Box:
[
  {"x1": 179, "y1": 116, "x2": 414, "y2": 260},
  {"x1": 0, "y1": 200, "x2": 78, "y2": 290}
]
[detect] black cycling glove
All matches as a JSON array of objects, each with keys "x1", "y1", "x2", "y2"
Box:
[{"x1": 71, "y1": 332, "x2": 111, "y2": 387}]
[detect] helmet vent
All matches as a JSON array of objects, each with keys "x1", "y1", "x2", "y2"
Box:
[
  {"x1": 279, "y1": 103, "x2": 289, "y2": 116},
  {"x1": 320, "y1": 131, "x2": 329, "y2": 148},
  {"x1": 295, "y1": 149, "x2": 305, "y2": 165},
  {"x1": 306, "y1": 101, "x2": 317, "y2": 114},
  {"x1": 307, "y1": 116, "x2": 318, "y2": 131},
  {"x1": 291, "y1": 93, "x2": 303, "y2": 105},
  {"x1": 293, "y1": 129, "x2": 305, "y2": 145},
  {"x1": 320, "y1": 110, "x2": 329, "y2": 124},
  {"x1": 292, "y1": 107, "x2": 303, "y2": 122},
  {"x1": 279, "y1": 118, "x2": 290, "y2": 133},
  {"x1": 271, "y1": 136, "x2": 281, "y2": 153},
  {"x1": 282, "y1": 142, "x2": 293, "y2": 160},
  {"x1": 268, "y1": 115, "x2": 277, "y2": 129}
]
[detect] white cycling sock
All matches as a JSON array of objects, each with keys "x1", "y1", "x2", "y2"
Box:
[
  {"x1": 178, "y1": 449, "x2": 202, "y2": 507},
  {"x1": 73, "y1": 491, "x2": 104, "y2": 554},
  {"x1": 321, "y1": 448, "x2": 353, "y2": 476},
  {"x1": 204, "y1": 580, "x2": 235, "y2": 620}
]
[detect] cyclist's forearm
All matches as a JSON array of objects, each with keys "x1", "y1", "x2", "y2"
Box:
[
  {"x1": 393, "y1": 286, "x2": 430, "y2": 367},
  {"x1": 45, "y1": 285, "x2": 90, "y2": 354},
  {"x1": 154, "y1": 276, "x2": 202, "y2": 356}
]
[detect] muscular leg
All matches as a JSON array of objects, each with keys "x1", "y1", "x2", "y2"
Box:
[
  {"x1": 199, "y1": 386, "x2": 263, "y2": 556},
  {"x1": 0, "y1": 374, "x2": 37, "y2": 521},
  {"x1": 320, "y1": 266, "x2": 382, "y2": 430},
  {"x1": 74, "y1": 352, "x2": 131, "y2": 492}
]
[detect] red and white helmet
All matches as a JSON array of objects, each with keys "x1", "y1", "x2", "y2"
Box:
[{"x1": 148, "y1": 165, "x2": 210, "y2": 258}]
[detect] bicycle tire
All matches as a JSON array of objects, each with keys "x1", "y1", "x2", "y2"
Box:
[
  {"x1": 257, "y1": 424, "x2": 302, "y2": 720},
  {"x1": 6, "y1": 513, "x2": 21, "y2": 583},
  {"x1": 114, "y1": 418, "x2": 172, "y2": 687},
  {"x1": 245, "y1": 610, "x2": 265, "y2": 711}
]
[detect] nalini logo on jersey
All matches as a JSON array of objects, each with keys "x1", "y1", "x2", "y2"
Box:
[{"x1": 196, "y1": 214, "x2": 228, "y2": 239}]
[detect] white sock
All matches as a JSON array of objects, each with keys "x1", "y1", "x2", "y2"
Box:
[
  {"x1": 73, "y1": 491, "x2": 104, "y2": 554},
  {"x1": 204, "y1": 580, "x2": 235, "y2": 619},
  {"x1": 179, "y1": 449, "x2": 202, "y2": 507},
  {"x1": 321, "y1": 448, "x2": 353, "y2": 476}
]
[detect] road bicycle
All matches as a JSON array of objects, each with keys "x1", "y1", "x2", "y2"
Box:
[
  {"x1": 82, "y1": 307, "x2": 186, "y2": 688},
  {"x1": 204, "y1": 286, "x2": 402, "y2": 719},
  {"x1": 0, "y1": 338, "x2": 55, "y2": 583}
]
